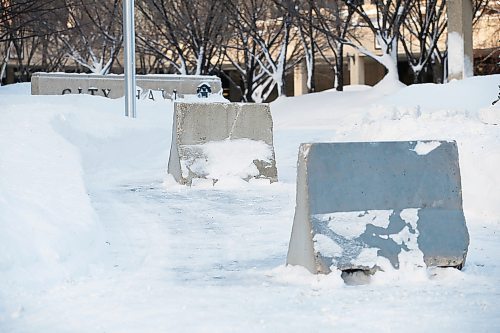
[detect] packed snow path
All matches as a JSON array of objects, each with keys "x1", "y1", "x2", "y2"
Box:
[{"x1": 1, "y1": 77, "x2": 500, "y2": 332}]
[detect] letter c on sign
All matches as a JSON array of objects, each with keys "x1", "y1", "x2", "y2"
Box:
[{"x1": 62, "y1": 88, "x2": 72, "y2": 95}]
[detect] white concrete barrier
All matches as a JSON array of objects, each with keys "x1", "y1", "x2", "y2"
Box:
[
  {"x1": 168, "y1": 102, "x2": 278, "y2": 185},
  {"x1": 31, "y1": 72, "x2": 222, "y2": 99},
  {"x1": 287, "y1": 141, "x2": 469, "y2": 274}
]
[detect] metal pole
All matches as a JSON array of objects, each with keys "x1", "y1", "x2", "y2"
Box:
[{"x1": 123, "y1": 0, "x2": 136, "y2": 118}]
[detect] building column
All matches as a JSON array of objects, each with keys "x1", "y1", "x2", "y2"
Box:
[
  {"x1": 294, "y1": 61, "x2": 308, "y2": 96},
  {"x1": 447, "y1": 0, "x2": 474, "y2": 80},
  {"x1": 349, "y1": 53, "x2": 365, "y2": 86}
]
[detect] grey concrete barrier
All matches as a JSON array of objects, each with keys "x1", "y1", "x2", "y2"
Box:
[
  {"x1": 31, "y1": 72, "x2": 222, "y2": 99},
  {"x1": 168, "y1": 102, "x2": 278, "y2": 185},
  {"x1": 287, "y1": 141, "x2": 469, "y2": 274}
]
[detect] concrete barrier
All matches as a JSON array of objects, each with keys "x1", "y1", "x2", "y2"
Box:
[
  {"x1": 31, "y1": 72, "x2": 222, "y2": 99},
  {"x1": 287, "y1": 141, "x2": 469, "y2": 274},
  {"x1": 168, "y1": 102, "x2": 277, "y2": 185}
]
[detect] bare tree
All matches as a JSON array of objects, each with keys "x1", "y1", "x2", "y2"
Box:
[
  {"x1": 400, "y1": 0, "x2": 494, "y2": 84},
  {"x1": 279, "y1": 0, "x2": 356, "y2": 91},
  {"x1": 226, "y1": 0, "x2": 300, "y2": 102},
  {"x1": 1, "y1": 0, "x2": 60, "y2": 42},
  {"x1": 0, "y1": 41, "x2": 12, "y2": 84},
  {"x1": 399, "y1": 0, "x2": 447, "y2": 83},
  {"x1": 136, "y1": 48, "x2": 166, "y2": 74},
  {"x1": 136, "y1": 0, "x2": 229, "y2": 75},
  {"x1": 475, "y1": 1, "x2": 499, "y2": 75},
  {"x1": 340, "y1": 0, "x2": 412, "y2": 82},
  {"x1": 284, "y1": 0, "x2": 320, "y2": 93},
  {"x1": 39, "y1": 33, "x2": 70, "y2": 72},
  {"x1": 310, "y1": 0, "x2": 356, "y2": 90},
  {"x1": 469, "y1": 0, "x2": 495, "y2": 77},
  {"x1": 58, "y1": 0, "x2": 123, "y2": 74},
  {"x1": 1, "y1": 0, "x2": 67, "y2": 83},
  {"x1": 223, "y1": 0, "x2": 266, "y2": 101}
]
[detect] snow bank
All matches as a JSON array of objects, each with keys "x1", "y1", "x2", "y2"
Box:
[
  {"x1": 0, "y1": 82, "x2": 30, "y2": 95},
  {"x1": 0, "y1": 96, "x2": 106, "y2": 290},
  {"x1": 0, "y1": 91, "x2": 171, "y2": 292},
  {"x1": 479, "y1": 102, "x2": 500, "y2": 125},
  {"x1": 0, "y1": 75, "x2": 499, "y2": 332},
  {"x1": 378, "y1": 74, "x2": 498, "y2": 113}
]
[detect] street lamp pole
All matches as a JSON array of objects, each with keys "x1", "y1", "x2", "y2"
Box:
[{"x1": 123, "y1": 0, "x2": 136, "y2": 118}]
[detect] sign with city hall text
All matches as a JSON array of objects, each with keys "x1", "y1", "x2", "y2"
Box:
[{"x1": 31, "y1": 72, "x2": 222, "y2": 100}]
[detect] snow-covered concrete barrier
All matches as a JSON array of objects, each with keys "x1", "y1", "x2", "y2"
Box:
[
  {"x1": 287, "y1": 141, "x2": 469, "y2": 274},
  {"x1": 31, "y1": 72, "x2": 222, "y2": 99},
  {"x1": 168, "y1": 102, "x2": 278, "y2": 185}
]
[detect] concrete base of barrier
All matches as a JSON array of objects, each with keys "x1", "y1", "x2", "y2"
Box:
[
  {"x1": 31, "y1": 72, "x2": 222, "y2": 99},
  {"x1": 167, "y1": 102, "x2": 277, "y2": 185},
  {"x1": 287, "y1": 141, "x2": 469, "y2": 274}
]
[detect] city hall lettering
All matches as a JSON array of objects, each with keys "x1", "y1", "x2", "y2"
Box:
[
  {"x1": 31, "y1": 73, "x2": 223, "y2": 100},
  {"x1": 61, "y1": 87, "x2": 163, "y2": 100}
]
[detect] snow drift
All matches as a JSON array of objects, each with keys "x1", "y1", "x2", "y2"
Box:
[{"x1": 0, "y1": 75, "x2": 499, "y2": 332}]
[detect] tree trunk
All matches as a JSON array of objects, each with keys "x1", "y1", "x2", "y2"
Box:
[
  {"x1": 308, "y1": 48, "x2": 316, "y2": 93},
  {"x1": 336, "y1": 44, "x2": 344, "y2": 91}
]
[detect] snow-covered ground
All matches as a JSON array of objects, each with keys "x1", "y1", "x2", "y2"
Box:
[{"x1": 0, "y1": 76, "x2": 499, "y2": 332}]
